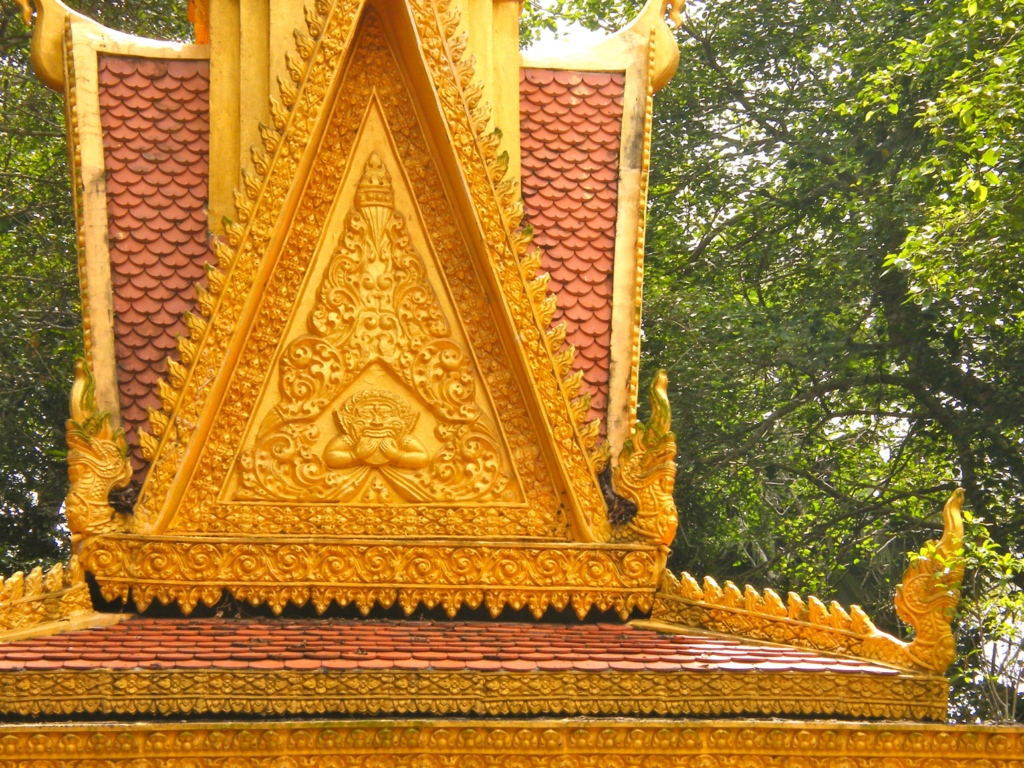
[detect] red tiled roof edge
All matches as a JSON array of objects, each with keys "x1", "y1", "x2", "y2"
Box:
[
  {"x1": 0, "y1": 618, "x2": 947, "y2": 720},
  {"x1": 520, "y1": 68, "x2": 624, "y2": 431},
  {"x1": 98, "y1": 55, "x2": 213, "y2": 482}
]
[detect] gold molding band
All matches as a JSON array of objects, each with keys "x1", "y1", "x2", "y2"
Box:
[
  {"x1": 0, "y1": 719, "x2": 1019, "y2": 764},
  {"x1": 0, "y1": 667, "x2": 947, "y2": 720},
  {"x1": 80, "y1": 535, "x2": 665, "y2": 617}
]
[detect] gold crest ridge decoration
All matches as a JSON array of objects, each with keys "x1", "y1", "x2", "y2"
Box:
[
  {"x1": 651, "y1": 489, "x2": 966, "y2": 675},
  {"x1": 0, "y1": 558, "x2": 93, "y2": 639}
]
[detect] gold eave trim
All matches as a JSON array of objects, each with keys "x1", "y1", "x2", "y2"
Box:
[
  {"x1": 80, "y1": 535, "x2": 667, "y2": 617},
  {"x1": 0, "y1": 667, "x2": 948, "y2": 720},
  {"x1": 0, "y1": 719, "x2": 1021, "y2": 764}
]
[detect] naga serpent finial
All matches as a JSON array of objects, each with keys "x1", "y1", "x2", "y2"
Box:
[
  {"x1": 893, "y1": 487, "x2": 965, "y2": 673},
  {"x1": 653, "y1": 489, "x2": 966, "y2": 675},
  {"x1": 64, "y1": 359, "x2": 132, "y2": 547}
]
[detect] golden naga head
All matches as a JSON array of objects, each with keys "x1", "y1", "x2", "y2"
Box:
[{"x1": 894, "y1": 488, "x2": 966, "y2": 674}]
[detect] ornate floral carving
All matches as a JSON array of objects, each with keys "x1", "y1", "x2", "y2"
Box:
[
  {"x1": 81, "y1": 535, "x2": 663, "y2": 618},
  {"x1": 651, "y1": 489, "x2": 966, "y2": 675},
  {"x1": 237, "y1": 153, "x2": 516, "y2": 506},
  {"x1": 0, "y1": 719, "x2": 1019, "y2": 765},
  {"x1": 612, "y1": 370, "x2": 677, "y2": 546},
  {"x1": 0, "y1": 665, "x2": 947, "y2": 720},
  {"x1": 135, "y1": 12, "x2": 570, "y2": 543},
  {"x1": 134, "y1": 0, "x2": 608, "y2": 545},
  {"x1": 0, "y1": 557, "x2": 94, "y2": 637},
  {"x1": 64, "y1": 360, "x2": 132, "y2": 543}
]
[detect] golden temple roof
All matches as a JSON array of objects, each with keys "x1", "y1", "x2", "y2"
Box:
[{"x1": 0, "y1": 0, "x2": 1000, "y2": 757}]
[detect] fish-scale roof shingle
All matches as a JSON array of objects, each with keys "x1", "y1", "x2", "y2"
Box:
[
  {"x1": 98, "y1": 55, "x2": 212, "y2": 482},
  {"x1": 520, "y1": 69, "x2": 624, "y2": 430}
]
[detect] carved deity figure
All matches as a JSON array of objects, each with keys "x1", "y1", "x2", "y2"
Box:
[
  {"x1": 322, "y1": 390, "x2": 430, "y2": 501},
  {"x1": 237, "y1": 152, "x2": 514, "y2": 504}
]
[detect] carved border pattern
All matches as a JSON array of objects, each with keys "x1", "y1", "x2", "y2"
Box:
[
  {"x1": 174, "y1": 14, "x2": 562, "y2": 537},
  {"x1": 0, "y1": 667, "x2": 947, "y2": 720},
  {"x1": 133, "y1": 0, "x2": 364, "y2": 528},
  {"x1": 403, "y1": 0, "x2": 610, "y2": 539},
  {"x1": 80, "y1": 536, "x2": 663, "y2": 617},
  {"x1": 0, "y1": 720, "x2": 1020, "y2": 765}
]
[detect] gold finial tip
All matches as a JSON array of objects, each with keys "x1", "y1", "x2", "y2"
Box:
[{"x1": 356, "y1": 152, "x2": 394, "y2": 210}]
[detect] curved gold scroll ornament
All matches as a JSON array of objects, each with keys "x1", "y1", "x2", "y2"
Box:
[{"x1": 64, "y1": 359, "x2": 132, "y2": 546}]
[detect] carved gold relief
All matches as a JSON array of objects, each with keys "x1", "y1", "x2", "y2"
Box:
[
  {"x1": 236, "y1": 153, "x2": 517, "y2": 507},
  {"x1": 135, "y1": 0, "x2": 611, "y2": 547},
  {"x1": 80, "y1": 535, "x2": 663, "y2": 618},
  {"x1": 0, "y1": 719, "x2": 1020, "y2": 765},
  {"x1": 0, "y1": 557, "x2": 92, "y2": 637},
  {"x1": 132, "y1": 10, "x2": 586, "y2": 545},
  {"x1": 0, "y1": 665, "x2": 948, "y2": 720},
  {"x1": 651, "y1": 489, "x2": 965, "y2": 676},
  {"x1": 64, "y1": 360, "x2": 132, "y2": 544},
  {"x1": 401, "y1": 0, "x2": 611, "y2": 538},
  {"x1": 612, "y1": 369, "x2": 678, "y2": 546}
]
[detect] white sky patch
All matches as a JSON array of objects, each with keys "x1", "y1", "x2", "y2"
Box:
[{"x1": 522, "y1": 22, "x2": 608, "y2": 58}]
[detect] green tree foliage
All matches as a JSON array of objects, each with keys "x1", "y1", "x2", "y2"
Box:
[
  {"x1": 955, "y1": 513, "x2": 1024, "y2": 722},
  {"x1": 524, "y1": 0, "x2": 1024, "y2": 718},
  {"x1": 0, "y1": 0, "x2": 188, "y2": 572}
]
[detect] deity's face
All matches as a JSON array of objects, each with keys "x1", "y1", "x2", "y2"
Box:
[{"x1": 349, "y1": 398, "x2": 408, "y2": 439}]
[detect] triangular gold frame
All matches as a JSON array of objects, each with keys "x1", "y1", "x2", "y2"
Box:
[{"x1": 79, "y1": 0, "x2": 667, "y2": 618}]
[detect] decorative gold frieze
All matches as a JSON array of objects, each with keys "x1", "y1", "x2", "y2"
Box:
[
  {"x1": 651, "y1": 489, "x2": 966, "y2": 675},
  {"x1": 80, "y1": 535, "x2": 664, "y2": 617},
  {"x1": 64, "y1": 360, "x2": 132, "y2": 544},
  {"x1": 0, "y1": 665, "x2": 947, "y2": 720},
  {"x1": 0, "y1": 719, "x2": 1021, "y2": 765}
]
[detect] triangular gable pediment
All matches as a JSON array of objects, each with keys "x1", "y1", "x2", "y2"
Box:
[
  {"x1": 67, "y1": 0, "x2": 678, "y2": 619},
  {"x1": 129, "y1": 2, "x2": 608, "y2": 541}
]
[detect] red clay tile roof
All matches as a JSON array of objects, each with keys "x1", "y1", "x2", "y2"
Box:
[
  {"x1": 98, "y1": 55, "x2": 212, "y2": 481},
  {"x1": 520, "y1": 69, "x2": 623, "y2": 429},
  {"x1": 0, "y1": 618, "x2": 897, "y2": 674}
]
